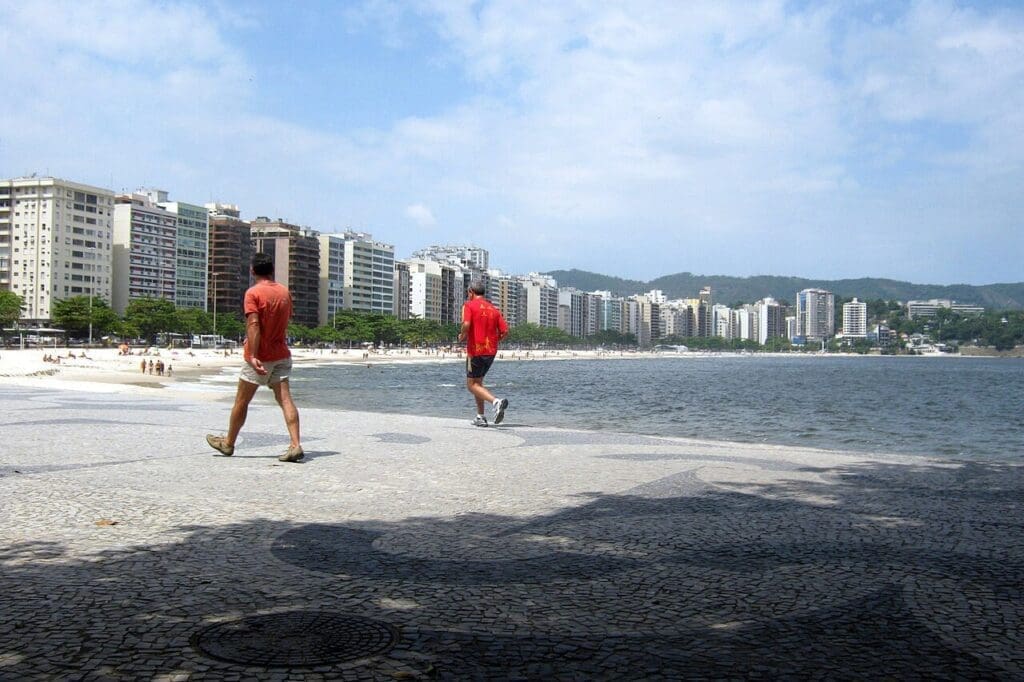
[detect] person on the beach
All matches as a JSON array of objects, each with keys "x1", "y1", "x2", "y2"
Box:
[
  {"x1": 457, "y1": 280, "x2": 509, "y2": 427},
  {"x1": 205, "y1": 252, "x2": 304, "y2": 462}
]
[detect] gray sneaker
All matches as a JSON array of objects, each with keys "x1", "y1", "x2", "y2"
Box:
[
  {"x1": 472, "y1": 415, "x2": 489, "y2": 427},
  {"x1": 279, "y1": 445, "x2": 304, "y2": 462},
  {"x1": 492, "y1": 398, "x2": 509, "y2": 424}
]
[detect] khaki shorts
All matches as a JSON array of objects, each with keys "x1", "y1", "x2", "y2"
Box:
[{"x1": 239, "y1": 357, "x2": 292, "y2": 386}]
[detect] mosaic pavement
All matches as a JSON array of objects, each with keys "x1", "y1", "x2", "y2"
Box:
[{"x1": 0, "y1": 384, "x2": 1021, "y2": 680}]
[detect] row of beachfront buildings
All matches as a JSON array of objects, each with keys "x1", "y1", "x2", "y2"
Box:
[{"x1": 1, "y1": 176, "x2": 982, "y2": 346}]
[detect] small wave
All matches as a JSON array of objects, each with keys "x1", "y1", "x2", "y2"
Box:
[{"x1": 437, "y1": 383, "x2": 457, "y2": 388}]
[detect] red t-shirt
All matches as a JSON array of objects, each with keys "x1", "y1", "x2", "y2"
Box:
[
  {"x1": 243, "y1": 280, "x2": 293, "y2": 362},
  {"x1": 462, "y1": 297, "x2": 509, "y2": 357}
]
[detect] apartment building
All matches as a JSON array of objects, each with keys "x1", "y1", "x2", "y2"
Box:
[
  {"x1": 142, "y1": 190, "x2": 209, "y2": 310},
  {"x1": 205, "y1": 203, "x2": 253, "y2": 322},
  {"x1": 756, "y1": 297, "x2": 786, "y2": 344},
  {"x1": 411, "y1": 244, "x2": 489, "y2": 271},
  {"x1": 1, "y1": 176, "x2": 115, "y2": 323},
  {"x1": 339, "y1": 231, "x2": 395, "y2": 317},
  {"x1": 796, "y1": 288, "x2": 835, "y2": 341},
  {"x1": 521, "y1": 274, "x2": 559, "y2": 328},
  {"x1": 112, "y1": 193, "x2": 178, "y2": 315},
  {"x1": 906, "y1": 299, "x2": 985, "y2": 319},
  {"x1": 250, "y1": 218, "x2": 321, "y2": 327},
  {"x1": 842, "y1": 298, "x2": 868, "y2": 338},
  {"x1": 488, "y1": 271, "x2": 527, "y2": 327},
  {"x1": 408, "y1": 258, "x2": 448, "y2": 322},
  {"x1": 317, "y1": 234, "x2": 346, "y2": 326},
  {"x1": 393, "y1": 261, "x2": 411, "y2": 320}
]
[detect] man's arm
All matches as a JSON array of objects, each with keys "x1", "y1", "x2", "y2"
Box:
[
  {"x1": 457, "y1": 303, "x2": 471, "y2": 343},
  {"x1": 245, "y1": 312, "x2": 268, "y2": 375}
]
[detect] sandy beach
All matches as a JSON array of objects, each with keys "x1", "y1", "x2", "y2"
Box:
[{"x1": 0, "y1": 345, "x2": 676, "y2": 398}]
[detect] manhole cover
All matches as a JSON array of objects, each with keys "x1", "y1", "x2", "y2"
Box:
[{"x1": 192, "y1": 611, "x2": 399, "y2": 667}]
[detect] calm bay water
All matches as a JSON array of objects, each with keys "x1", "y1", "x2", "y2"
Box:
[{"x1": 286, "y1": 355, "x2": 1023, "y2": 461}]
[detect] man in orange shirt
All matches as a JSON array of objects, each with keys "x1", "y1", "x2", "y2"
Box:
[
  {"x1": 457, "y1": 280, "x2": 510, "y2": 427},
  {"x1": 206, "y1": 252, "x2": 304, "y2": 462}
]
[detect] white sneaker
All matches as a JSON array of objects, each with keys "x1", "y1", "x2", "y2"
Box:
[
  {"x1": 472, "y1": 415, "x2": 489, "y2": 427},
  {"x1": 492, "y1": 398, "x2": 509, "y2": 424}
]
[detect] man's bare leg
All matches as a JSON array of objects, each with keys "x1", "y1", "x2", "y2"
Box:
[
  {"x1": 466, "y1": 377, "x2": 496, "y2": 414},
  {"x1": 226, "y1": 380, "x2": 260, "y2": 446},
  {"x1": 271, "y1": 379, "x2": 301, "y2": 449}
]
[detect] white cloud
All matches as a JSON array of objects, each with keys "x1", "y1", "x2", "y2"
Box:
[
  {"x1": 405, "y1": 203, "x2": 437, "y2": 227},
  {"x1": 1, "y1": 0, "x2": 1021, "y2": 282}
]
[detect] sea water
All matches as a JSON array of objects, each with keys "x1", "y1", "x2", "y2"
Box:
[{"x1": 278, "y1": 355, "x2": 1022, "y2": 461}]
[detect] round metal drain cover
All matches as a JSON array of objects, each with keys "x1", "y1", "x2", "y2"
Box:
[{"x1": 192, "y1": 611, "x2": 398, "y2": 667}]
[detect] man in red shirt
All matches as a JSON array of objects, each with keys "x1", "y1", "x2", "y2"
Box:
[
  {"x1": 206, "y1": 252, "x2": 304, "y2": 462},
  {"x1": 457, "y1": 280, "x2": 510, "y2": 427}
]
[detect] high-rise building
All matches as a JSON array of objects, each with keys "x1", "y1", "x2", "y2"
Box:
[
  {"x1": 112, "y1": 193, "x2": 178, "y2": 315},
  {"x1": 1, "y1": 177, "x2": 115, "y2": 323},
  {"x1": 697, "y1": 286, "x2": 713, "y2": 337},
  {"x1": 756, "y1": 297, "x2": 786, "y2": 344},
  {"x1": 713, "y1": 304, "x2": 732, "y2": 338},
  {"x1": 796, "y1": 288, "x2": 835, "y2": 341},
  {"x1": 411, "y1": 244, "x2": 489, "y2": 271},
  {"x1": 317, "y1": 234, "x2": 346, "y2": 327},
  {"x1": 661, "y1": 302, "x2": 691, "y2": 338},
  {"x1": 521, "y1": 274, "x2": 559, "y2": 328},
  {"x1": 339, "y1": 231, "x2": 395, "y2": 316},
  {"x1": 635, "y1": 295, "x2": 660, "y2": 348},
  {"x1": 489, "y1": 271, "x2": 527, "y2": 327},
  {"x1": 205, "y1": 203, "x2": 253, "y2": 323},
  {"x1": 393, "y1": 261, "x2": 411, "y2": 320},
  {"x1": 250, "y1": 218, "x2": 321, "y2": 327},
  {"x1": 843, "y1": 298, "x2": 868, "y2": 338},
  {"x1": 142, "y1": 190, "x2": 209, "y2": 310},
  {"x1": 407, "y1": 258, "x2": 449, "y2": 322}
]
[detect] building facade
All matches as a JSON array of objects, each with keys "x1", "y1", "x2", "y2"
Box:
[
  {"x1": 842, "y1": 298, "x2": 868, "y2": 338},
  {"x1": 112, "y1": 194, "x2": 178, "y2": 315},
  {"x1": 340, "y1": 231, "x2": 395, "y2": 316},
  {"x1": 142, "y1": 191, "x2": 209, "y2": 311},
  {"x1": 1, "y1": 177, "x2": 116, "y2": 323},
  {"x1": 205, "y1": 203, "x2": 253, "y2": 324},
  {"x1": 393, "y1": 261, "x2": 411, "y2": 320},
  {"x1": 250, "y1": 218, "x2": 321, "y2": 327},
  {"x1": 756, "y1": 297, "x2": 786, "y2": 344},
  {"x1": 317, "y1": 235, "x2": 346, "y2": 327},
  {"x1": 796, "y1": 288, "x2": 835, "y2": 341}
]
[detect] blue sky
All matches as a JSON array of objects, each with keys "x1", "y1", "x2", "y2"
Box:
[{"x1": 1, "y1": 0, "x2": 1022, "y2": 285}]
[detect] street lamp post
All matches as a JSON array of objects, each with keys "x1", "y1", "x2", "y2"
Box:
[
  {"x1": 87, "y1": 283, "x2": 93, "y2": 347},
  {"x1": 211, "y1": 272, "x2": 219, "y2": 343}
]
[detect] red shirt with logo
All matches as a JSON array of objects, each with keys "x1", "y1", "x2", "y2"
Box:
[
  {"x1": 462, "y1": 297, "x2": 509, "y2": 357},
  {"x1": 243, "y1": 280, "x2": 293, "y2": 362}
]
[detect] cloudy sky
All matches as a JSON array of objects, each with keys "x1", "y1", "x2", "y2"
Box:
[{"x1": 2, "y1": 1, "x2": 1022, "y2": 284}]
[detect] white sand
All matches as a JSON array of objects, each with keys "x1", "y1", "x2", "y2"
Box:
[{"x1": 0, "y1": 345, "x2": 676, "y2": 398}]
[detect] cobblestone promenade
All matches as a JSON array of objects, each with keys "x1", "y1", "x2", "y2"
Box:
[{"x1": 1, "y1": 384, "x2": 1022, "y2": 680}]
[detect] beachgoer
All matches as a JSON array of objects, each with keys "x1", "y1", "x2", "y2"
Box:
[
  {"x1": 167, "y1": 364, "x2": 172, "y2": 377},
  {"x1": 457, "y1": 279, "x2": 510, "y2": 427},
  {"x1": 148, "y1": 360, "x2": 154, "y2": 374},
  {"x1": 206, "y1": 252, "x2": 304, "y2": 462},
  {"x1": 140, "y1": 359, "x2": 146, "y2": 373}
]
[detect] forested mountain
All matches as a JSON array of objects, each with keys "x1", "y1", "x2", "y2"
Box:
[{"x1": 545, "y1": 269, "x2": 1024, "y2": 310}]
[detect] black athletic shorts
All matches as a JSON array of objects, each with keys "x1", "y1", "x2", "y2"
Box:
[{"x1": 466, "y1": 354, "x2": 496, "y2": 378}]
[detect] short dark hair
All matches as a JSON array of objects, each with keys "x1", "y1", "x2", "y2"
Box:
[
  {"x1": 252, "y1": 252, "x2": 274, "y2": 277},
  {"x1": 469, "y1": 280, "x2": 486, "y2": 295}
]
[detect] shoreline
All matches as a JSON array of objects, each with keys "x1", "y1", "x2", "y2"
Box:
[{"x1": 0, "y1": 345, "x2": 1012, "y2": 400}]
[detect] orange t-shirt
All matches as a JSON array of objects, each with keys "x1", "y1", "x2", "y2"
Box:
[
  {"x1": 462, "y1": 297, "x2": 509, "y2": 357},
  {"x1": 243, "y1": 280, "x2": 292, "y2": 362}
]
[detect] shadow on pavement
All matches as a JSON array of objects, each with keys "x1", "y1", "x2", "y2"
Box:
[{"x1": 1, "y1": 459, "x2": 1021, "y2": 679}]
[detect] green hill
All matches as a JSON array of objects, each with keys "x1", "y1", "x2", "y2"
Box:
[{"x1": 545, "y1": 269, "x2": 1024, "y2": 309}]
